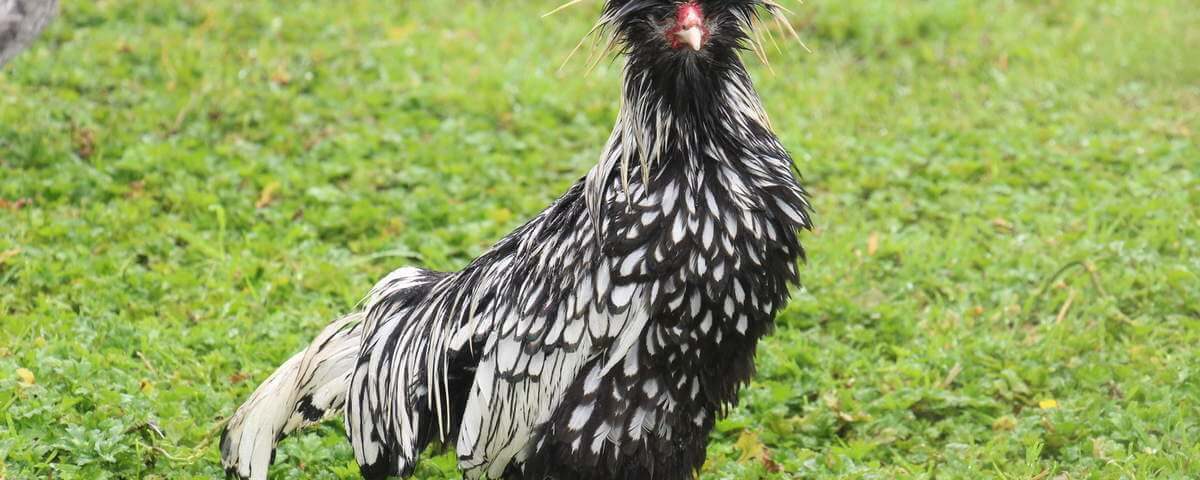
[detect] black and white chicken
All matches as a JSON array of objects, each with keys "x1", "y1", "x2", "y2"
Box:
[
  {"x1": 221, "y1": 1, "x2": 811, "y2": 479},
  {"x1": 0, "y1": 0, "x2": 56, "y2": 67}
]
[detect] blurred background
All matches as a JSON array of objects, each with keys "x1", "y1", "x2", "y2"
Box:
[{"x1": 0, "y1": 0, "x2": 1197, "y2": 478}]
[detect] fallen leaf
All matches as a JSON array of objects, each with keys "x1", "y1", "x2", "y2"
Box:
[
  {"x1": 1105, "y1": 381, "x2": 1125, "y2": 400},
  {"x1": 229, "y1": 372, "x2": 250, "y2": 384},
  {"x1": 256, "y1": 182, "x2": 281, "y2": 209},
  {"x1": 992, "y1": 415, "x2": 1017, "y2": 431},
  {"x1": 16, "y1": 367, "x2": 34, "y2": 385},
  {"x1": 127, "y1": 180, "x2": 146, "y2": 199},
  {"x1": 270, "y1": 67, "x2": 291, "y2": 86},
  {"x1": 0, "y1": 198, "x2": 32, "y2": 210},
  {"x1": 763, "y1": 456, "x2": 782, "y2": 473},
  {"x1": 992, "y1": 217, "x2": 1014, "y2": 233},
  {"x1": 821, "y1": 391, "x2": 840, "y2": 411},
  {"x1": 0, "y1": 248, "x2": 20, "y2": 265},
  {"x1": 995, "y1": 53, "x2": 1009, "y2": 71},
  {"x1": 867, "y1": 232, "x2": 880, "y2": 256},
  {"x1": 734, "y1": 429, "x2": 777, "y2": 471},
  {"x1": 1038, "y1": 399, "x2": 1059, "y2": 410},
  {"x1": 73, "y1": 127, "x2": 96, "y2": 159}
]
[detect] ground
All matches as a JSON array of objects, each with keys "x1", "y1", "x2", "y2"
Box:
[{"x1": 1, "y1": 0, "x2": 1197, "y2": 478}]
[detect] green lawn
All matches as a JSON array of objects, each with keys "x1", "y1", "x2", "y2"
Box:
[{"x1": 2, "y1": 0, "x2": 1198, "y2": 478}]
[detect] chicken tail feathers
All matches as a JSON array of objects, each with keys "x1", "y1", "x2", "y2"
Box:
[{"x1": 219, "y1": 313, "x2": 365, "y2": 480}]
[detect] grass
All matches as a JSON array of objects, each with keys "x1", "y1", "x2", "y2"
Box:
[{"x1": 1, "y1": 0, "x2": 1197, "y2": 478}]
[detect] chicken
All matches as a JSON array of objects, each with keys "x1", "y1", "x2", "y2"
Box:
[
  {"x1": 0, "y1": 0, "x2": 56, "y2": 67},
  {"x1": 220, "y1": 1, "x2": 811, "y2": 479}
]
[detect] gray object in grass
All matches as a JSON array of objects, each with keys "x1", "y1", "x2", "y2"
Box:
[{"x1": 0, "y1": 0, "x2": 57, "y2": 67}]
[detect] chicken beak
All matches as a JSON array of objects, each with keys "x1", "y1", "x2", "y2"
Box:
[{"x1": 675, "y1": 26, "x2": 704, "y2": 51}]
